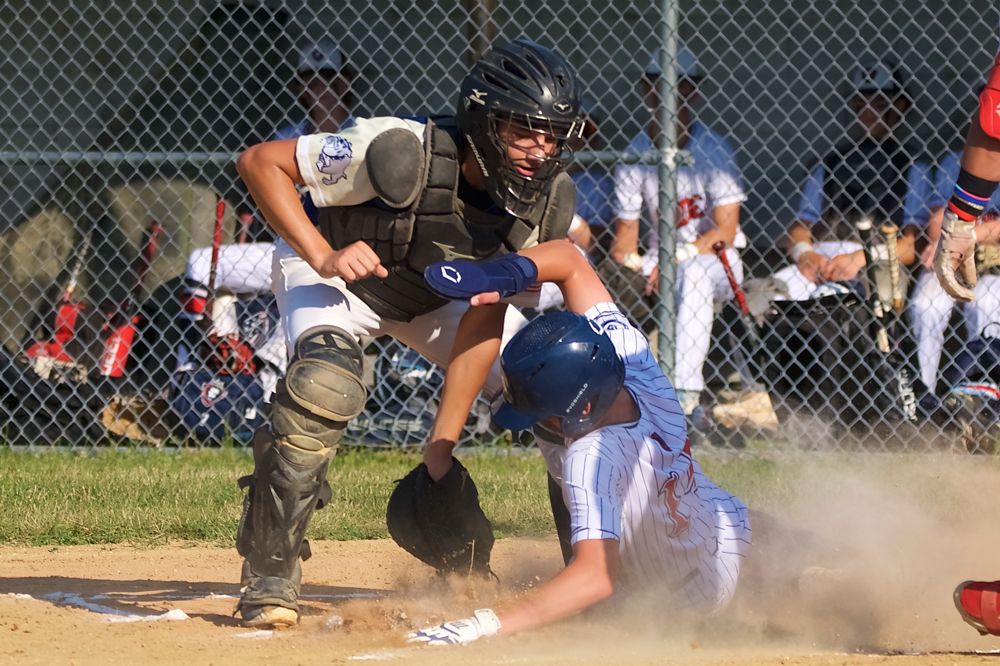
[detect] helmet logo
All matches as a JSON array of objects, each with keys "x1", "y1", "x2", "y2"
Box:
[
  {"x1": 553, "y1": 99, "x2": 572, "y2": 114},
  {"x1": 566, "y1": 382, "x2": 589, "y2": 413},
  {"x1": 439, "y1": 265, "x2": 462, "y2": 284},
  {"x1": 469, "y1": 88, "x2": 488, "y2": 106}
]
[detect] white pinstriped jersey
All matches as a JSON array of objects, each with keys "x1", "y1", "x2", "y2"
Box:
[{"x1": 536, "y1": 302, "x2": 752, "y2": 614}]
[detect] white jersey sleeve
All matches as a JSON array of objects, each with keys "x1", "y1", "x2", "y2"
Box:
[
  {"x1": 564, "y1": 449, "x2": 625, "y2": 543},
  {"x1": 295, "y1": 117, "x2": 427, "y2": 208}
]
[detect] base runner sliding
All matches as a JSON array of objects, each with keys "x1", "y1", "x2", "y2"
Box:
[{"x1": 407, "y1": 239, "x2": 752, "y2": 644}]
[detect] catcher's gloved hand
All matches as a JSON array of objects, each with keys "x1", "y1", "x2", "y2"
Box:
[
  {"x1": 406, "y1": 609, "x2": 501, "y2": 646},
  {"x1": 423, "y1": 254, "x2": 538, "y2": 300},
  {"x1": 935, "y1": 209, "x2": 978, "y2": 302}
]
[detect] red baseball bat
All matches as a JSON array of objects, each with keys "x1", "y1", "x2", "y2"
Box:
[
  {"x1": 713, "y1": 241, "x2": 763, "y2": 390},
  {"x1": 238, "y1": 211, "x2": 252, "y2": 244},
  {"x1": 99, "y1": 221, "x2": 162, "y2": 378},
  {"x1": 203, "y1": 197, "x2": 225, "y2": 328},
  {"x1": 713, "y1": 241, "x2": 748, "y2": 315}
]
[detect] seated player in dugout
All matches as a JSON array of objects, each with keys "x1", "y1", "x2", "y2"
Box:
[
  {"x1": 232, "y1": 39, "x2": 585, "y2": 629},
  {"x1": 940, "y1": 16, "x2": 1000, "y2": 638},
  {"x1": 774, "y1": 57, "x2": 937, "y2": 302},
  {"x1": 405, "y1": 240, "x2": 752, "y2": 644},
  {"x1": 273, "y1": 38, "x2": 357, "y2": 141},
  {"x1": 603, "y1": 44, "x2": 750, "y2": 420}
]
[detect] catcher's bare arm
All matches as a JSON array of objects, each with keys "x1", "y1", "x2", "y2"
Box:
[
  {"x1": 423, "y1": 302, "x2": 508, "y2": 481},
  {"x1": 237, "y1": 140, "x2": 387, "y2": 281}
]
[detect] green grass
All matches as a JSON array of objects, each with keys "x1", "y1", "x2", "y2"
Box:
[
  {"x1": 0, "y1": 448, "x2": 555, "y2": 546},
  {"x1": 5, "y1": 446, "x2": 978, "y2": 548}
]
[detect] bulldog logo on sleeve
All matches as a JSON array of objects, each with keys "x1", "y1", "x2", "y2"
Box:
[{"x1": 316, "y1": 135, "x2": 353, "y2": 185}]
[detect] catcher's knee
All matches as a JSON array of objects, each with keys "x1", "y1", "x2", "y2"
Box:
[{"x1": 272, "y1": 325, "x2": 367, "y2": 450}]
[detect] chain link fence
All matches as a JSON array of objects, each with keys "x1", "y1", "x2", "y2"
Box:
[{"x1": 1, "y1": 0, "x2": 999, "y2": 451}]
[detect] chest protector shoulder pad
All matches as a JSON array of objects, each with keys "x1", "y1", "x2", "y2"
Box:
[{"x1": 316, "y1": 119, "x2": 575, "y2": 322}]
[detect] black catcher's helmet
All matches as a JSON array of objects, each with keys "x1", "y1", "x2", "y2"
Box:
[{"x1": 456, "y1": 39, "x2": 584, "y2": 223}]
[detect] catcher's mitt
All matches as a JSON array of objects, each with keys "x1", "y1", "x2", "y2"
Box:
[{"x1": 386, "y1": 458, "x2": 495, "y2": 576}]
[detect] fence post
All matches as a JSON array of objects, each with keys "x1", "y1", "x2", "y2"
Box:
[{"x1": 655, "y1": 0, "x2": 679, "y2": 381}]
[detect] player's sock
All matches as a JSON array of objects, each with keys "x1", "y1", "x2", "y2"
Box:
[
  {"x1": 949, "y1": 169, "x2": 999, "y2": 221},
  {"x1": 424, "y1": 254, "x2": 538, "y2": 300}
]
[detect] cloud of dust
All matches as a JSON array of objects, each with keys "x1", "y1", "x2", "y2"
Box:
[
  {"x1": 316, "y1": 457, "x2": 1000, "y2": 661},
  {"x1": 717, "y1": 453, "x2": 1000, "y2": 654},
  {"x1": 468, "y1": 454, "x2": 1000, "y2": 661}
]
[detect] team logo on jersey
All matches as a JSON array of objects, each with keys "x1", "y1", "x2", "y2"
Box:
[
  {"x1": 439, "y1": 266, "x2": 462, "y2": 284},
  {"x1": 316, "y1": 135, "x2": 353, "y2": 185},
  {"x1": 677, "y1": 194, "x2": 704, "y2": 228},
  {"x1": 553, "y1": 99, "x2": 572, "y2": 114},
  {"x1": 200, "y1": 378, "x2": 226, "y2": 407}
]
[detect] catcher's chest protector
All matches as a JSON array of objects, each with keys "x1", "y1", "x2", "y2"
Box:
[
  {"x1": 316, "y1": 119, "x2": 575, "y2": 322},
  {"x1": 818, "y1": 139, "x2": 921, "y2": 241}
]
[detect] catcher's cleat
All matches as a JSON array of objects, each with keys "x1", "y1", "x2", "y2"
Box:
[
  {"x1": 954, "y1": 580, "x2": 1000, "y2": 636},
  {"x1": 240, "y1": 604, "x2": 299, "y2": 629},
  {"x1": 237, "y1": 565, "x2": 302, "y2": 629}
]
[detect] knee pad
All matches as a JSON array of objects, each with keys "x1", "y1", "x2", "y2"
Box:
[
  {"x1": 273, "y1": 326, "x2": 368, "y2": 449},
  {"x1": 271, "y1": 379, "x2": 349, "y2": 450}
]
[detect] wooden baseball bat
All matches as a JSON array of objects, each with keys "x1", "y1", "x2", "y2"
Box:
[
  {"x1": 858, "y1": 218, "x2": 916, "y2": 421},
  {"x1": 881, "y1": 223, "x2": 903, "y2": 315}
]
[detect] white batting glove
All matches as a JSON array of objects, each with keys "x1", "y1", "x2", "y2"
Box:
[
  {"x1": 934, "y1": 209, "x2": 978, "y2": 302},
  {"x1": 405, "y1": 609, "x2": 501, "y2": 646}
]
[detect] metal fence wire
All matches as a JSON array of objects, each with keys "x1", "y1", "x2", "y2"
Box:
[{"x1": 2, "y1": 0, "x2": 999, "y2": 452}]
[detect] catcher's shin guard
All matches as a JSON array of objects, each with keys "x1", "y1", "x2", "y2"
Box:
[
  {"x1": 236, "y1": 326, "x2": 366, "y2": 626},
  {"x1": 237, "y1": 432, "x2": 334, "y2": 623}
]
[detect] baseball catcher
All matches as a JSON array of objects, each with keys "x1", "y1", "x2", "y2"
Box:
[{"x1": 233, "y1": 39, "x2": 583, "y2": 628}]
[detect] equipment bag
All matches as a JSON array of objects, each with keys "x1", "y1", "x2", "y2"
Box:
[
  {"x1": 758, "y1": 290, "x2": 908, "y2": 436},
  {"x1": 170, "y1": 369, "x2": 266, "y2": 444}
]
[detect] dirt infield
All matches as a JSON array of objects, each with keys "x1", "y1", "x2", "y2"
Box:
[{"x1": 1, "y1": 536, "x2": 999, "y2": 666}]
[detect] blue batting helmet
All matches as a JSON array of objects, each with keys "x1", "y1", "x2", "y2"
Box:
[{"x1": 492, "y1": 311, "x2": 625, "y2": 438}]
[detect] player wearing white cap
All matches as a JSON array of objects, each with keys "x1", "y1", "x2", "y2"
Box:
[
  {"x1": 605, "y1": 44, "x2": 750, "y2": 418},
  {"x1": 407, "y1": 240, "x2": 751, "y2": 645},
  {"x1": 274, "y1": 38, "x2": 357, "y2": 141}
]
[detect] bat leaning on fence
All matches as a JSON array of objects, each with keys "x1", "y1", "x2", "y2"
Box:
[
  {"x1": 23, "y1": 231, "x2": 93, "y2": 363},
  {"x1": 98, "y1": 221, "x2": 162, "y2": 379},
  {"x1": 710, "y1": 241, "x2": 779, "y2": 434},
  {"x1": 857, "y1": 218, "x2": 917, "y2": 422}
]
